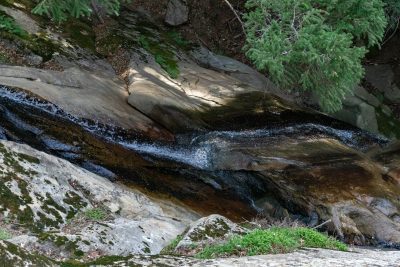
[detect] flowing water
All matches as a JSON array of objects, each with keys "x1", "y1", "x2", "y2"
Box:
[{"x1": 0, "y1": 86, "x2": 389, "y2": 171}]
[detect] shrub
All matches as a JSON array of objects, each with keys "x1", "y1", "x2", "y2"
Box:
[
  {"x1": 384, "y1": 0, "x2": 400, "y2": 33},
  {"x1": 196, "y1": 227, "x2": 347, "y2": 259},
  {"x1": 243, "y1": 0, "x2": 387, "y2": 113}
]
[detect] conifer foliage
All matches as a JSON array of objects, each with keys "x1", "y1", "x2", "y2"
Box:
[
  {"x1": 32, "y1": 0, "x2": 129, "y2": 22},
  {"x1": 244, "y1": 0, "x2": 388, "y2": 112}
]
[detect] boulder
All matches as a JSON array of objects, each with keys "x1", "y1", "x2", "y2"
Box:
[
  {"x1": 333, "y1": 86, "x2": 380, "y2": 134},
  {"x1": 174, "y1": 214, "x2": 248, "y2": 255},
  {"x1": 0, "y1": 140, "x2": 196, "y2": 261},
  {"x1": 365, "y1": 64, "x2": 400, "y2": 103},
  {"x1": 165, "y1": 0, "x2": 189, "y2": 26}
]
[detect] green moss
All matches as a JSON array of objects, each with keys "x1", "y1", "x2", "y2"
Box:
[
  {"x1": 64, "y1": 20, "x2": 96, "y2": 52},
  {"x1": 138, "y1": 35, "x2": 179, "y2": 79},
  {"x1": 0, "y1": 240, "x2": 55, "y2": 266},
  {"x1": 63, "y1": 191, "x2": 88, "y2": 220},
  {"x1": 24, "y1": 34, "x2": 60, "y2": 61},
  {"x1": 17, "y1": 152, "x2": 40, "y2": 164},
  {"x1": 0, "y1": 171, "x2": 35, "y2": 231},
  {"x1": 38, "y1": 232, "x2": 84, "y2": 258},
  {"x1": 188, "y1": 218, "x2": 231, "y2": 242},
  {"x1": 0, "y1": 143, "x2": 71, "y2": 232},
  {"x1": 196, "y1": 227, "x2": 347, "y2": 259},
  {"x1": 0, "y1": 51, "x2": 10, "y2": 63}
]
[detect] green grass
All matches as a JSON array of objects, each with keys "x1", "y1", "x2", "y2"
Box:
[
  {"x1": 160, "y1": 234, "x2": 183, "y2": 255},
  {"x1": 0, "y1": 228, "x2": 12, "y2": 240},
  {"x1": 196, "y1": 227, "x2": 347, "y2": 259},
  {"x1": 83, "y1": 208, "x2": 107, "y2": 221}
]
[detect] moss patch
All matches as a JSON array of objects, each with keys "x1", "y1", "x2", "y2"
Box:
[
  {"x1": 138, "y1": 34, "x2": 179, "y2": 78},
  {"x1": 38, "y1": 232, "x2": 84, "y2": 259},
  {"x1": 0, "y1": 240, "x2": 55, "y2": 266},
  {"x1": 64, "y1": 20, "x2": 96, "y2": 52}
]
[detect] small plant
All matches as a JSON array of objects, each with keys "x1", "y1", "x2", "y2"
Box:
[
  {"x1": 83, "y1": 208, "x2": 107, "y2": 221},
  {"x1": 0, "y1": 228, "x2": 12, "y2": 240},
  {"x1": 160, "y1": 235, "x2": 183, "y2": 255},
  {"x1": 0, "y1": 14, "x2": 26, "y2": 37},
  {"x1": 196, "y1": 227, "x2": 347, "y2": 259}
]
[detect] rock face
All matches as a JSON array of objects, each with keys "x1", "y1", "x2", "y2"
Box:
[
  {"x1": 0, "y1": 140, "x2": 196, "y2": 261},
  {"x1": 165, "y1": 0, "x2": 189, "y2": 26},
  {"x1": 127, "y1": 48, "x2": 307, "y2": 133},
  {"x1": 332, "y1": 63, "x2": 400, "y2": 139},
  {"x1": 0, "y1": 65, "x2": 172, "y2": 140},
  {"x1": 1, "y1": 239, "x2": 400, "y2": 267},
  {"x1": 174, "y1": 214, "x2": 248, "y2": 255},
  {"x1": 1, "y1": 4, "x2": 400, "y2": 252},
  {"x1": 365, "y1": 64, "x2": 400, "y2": 102},
  {"x1": 0, "y1": 241, "x2": 55, "y2": 266}
]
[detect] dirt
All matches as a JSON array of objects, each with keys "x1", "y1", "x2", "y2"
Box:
[
  {"x1": 365, "y1": 30, "x2": 400, "y2": 120},
  {"x1": 127, "y1": 0, "x2": 248, "y2": 62}
]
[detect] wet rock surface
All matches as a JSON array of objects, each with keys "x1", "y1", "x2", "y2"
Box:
[{"x1": 1, "y1": 81, "x2": 400, "y2": 247}]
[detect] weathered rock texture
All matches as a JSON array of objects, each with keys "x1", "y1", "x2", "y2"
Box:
[
  {"x1": 1, "y1": 240, "x2": 400, "y2": 267},
  {"x1": 1, "y1": 3, "x2": 400, "y2": 251},
  {"x1": 0, "y1": 140, "x2": 197, "y2": 261},
  {"x1": 175, "y1": 214, "x2": 248, "y2": 255},
  {"x1": 165, "y1": 0, "x2": 189, "y2": 26}
]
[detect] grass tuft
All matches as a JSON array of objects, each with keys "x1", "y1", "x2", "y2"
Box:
[
  {"x1": 196, "y1": 227, "x2": 347, "y2": 259},
  {"x1": 160, "y1": 234, "x2": 183, "y2": 255},
  {"x1": 0, "y1": 228, "x2": 12, "y2": 240},
  {"x1": 83, "y1": 208, "x2": 107, "y2": 221}
]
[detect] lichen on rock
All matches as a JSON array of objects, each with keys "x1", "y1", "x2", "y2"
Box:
[{"x1": 0, "y1": 140, "x2": 191, "y2": 261}]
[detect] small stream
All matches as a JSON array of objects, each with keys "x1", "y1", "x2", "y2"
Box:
[
  {"x1": 0, "y1": 86, "x2": 389, "y2": 170},
  {"x1": 0, "y1": 85, "x2": 392, "y2": 220}
]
